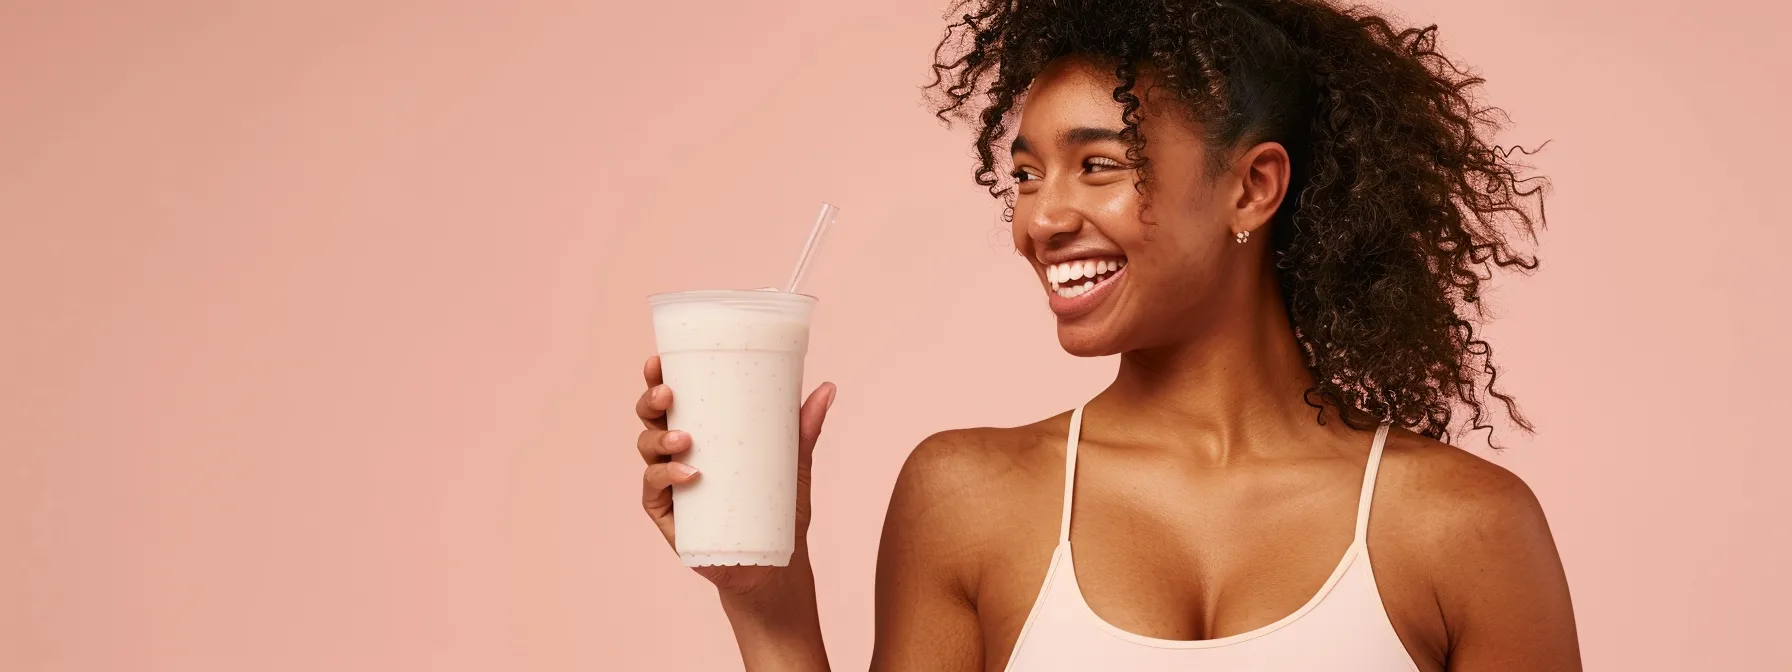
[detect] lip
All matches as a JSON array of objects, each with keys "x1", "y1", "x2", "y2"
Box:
[
  {"x1": 1046, "y1": 265, "x2": 1127, "y2": 318},
  {"x1": 1038, "y1": 248, "x2": 1124, "y2": 266}
]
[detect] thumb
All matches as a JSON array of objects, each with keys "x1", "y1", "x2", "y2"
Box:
[{"x1": 797, "y1": 382, "x2": 837, "y2": 462}]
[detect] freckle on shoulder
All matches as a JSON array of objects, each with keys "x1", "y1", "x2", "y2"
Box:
[
  {"x1": 1375, "y1": 429, "x2": 1552, "y2": 547},
  {"x1": 892, "y1": 420, "x2": 1064, "y2": 514},
  {"x1": 902, "y1": 425, "x2": 1039, "y2": 488}
]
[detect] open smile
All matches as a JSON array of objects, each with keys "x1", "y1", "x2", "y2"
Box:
[{"x1": 1043, "y1": 257, "x2": 1126, "y2": 318}]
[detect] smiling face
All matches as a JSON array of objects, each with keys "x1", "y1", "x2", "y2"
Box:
[{"x1": 1010, "y1": 56, "x2": 1282, "y2": 357}]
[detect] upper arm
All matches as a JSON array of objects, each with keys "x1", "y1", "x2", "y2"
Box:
[
  {"x1": 1425, "y1": 458, "x2": 1581, "y2": 671},
  {"x1": 870, "y1": 432, "x2": 989, "y2": 672}
]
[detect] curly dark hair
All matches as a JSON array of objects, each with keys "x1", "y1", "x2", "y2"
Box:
[{"x1": 926, "y1": 0, "x2": 1547, "y2": 443}]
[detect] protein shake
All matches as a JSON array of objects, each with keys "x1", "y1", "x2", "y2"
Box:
[{"x1": 649, "y1": 289, "x2": 816, "y2": 567}]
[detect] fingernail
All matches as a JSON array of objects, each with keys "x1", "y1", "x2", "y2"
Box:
[
  {"x1": 654, "y1": 385, "x2": 670, "y2": 401},
  {"x1": 825, "y1": 386, "x2": 838, "y2": 411},
  {"x1": 672, "y1": 463, "x2": 699, "y2": 478},
  {"x1": 663, "y1": 430, "x2": 687, "y2": 446}
]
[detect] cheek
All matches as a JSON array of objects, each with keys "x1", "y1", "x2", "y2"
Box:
[
  {"x1": 1130, "y1": 179, "x2": 1225, "y2": 261},
  {"x1": 1086, "y1": 182, "x2": 1150, "y2": 243},
  {"x1": 1128, "y1": 221, "x2": 1225, "y2": 297}
]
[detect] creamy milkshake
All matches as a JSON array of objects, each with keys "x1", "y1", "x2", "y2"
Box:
[{"x1": 649, "y1": 290, "x2": 816, "y2": 567}]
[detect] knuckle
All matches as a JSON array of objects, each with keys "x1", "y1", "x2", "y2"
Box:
[
  {"x1": 637, "y1": 430, "x2": 664, "y2": 453},
  {"x1": 642, "y1": 463, "x2": 669, "y2": 487}
]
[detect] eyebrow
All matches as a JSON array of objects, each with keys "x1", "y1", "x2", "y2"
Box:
[
  {"x1": 1063, "y1": 126, "x2": 1123, "y2": 146},
  {"x1": 1010, "y1": 126, "x2": 1125, "y2": 155}
]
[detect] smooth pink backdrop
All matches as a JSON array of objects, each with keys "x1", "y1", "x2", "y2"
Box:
[{"x1": 3, "y1": 1, "x2": 1788, "y2": 670}]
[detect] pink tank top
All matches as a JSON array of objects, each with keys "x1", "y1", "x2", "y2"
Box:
[{"x1": 1003, "y1": 406, "x2": 1421, "y2": 671}]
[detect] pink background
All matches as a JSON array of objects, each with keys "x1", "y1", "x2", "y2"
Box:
[{"x1": 3, "y1": 0, "x2": 1787, "y2": 670}]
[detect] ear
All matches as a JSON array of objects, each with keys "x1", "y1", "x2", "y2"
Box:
[{"x1": 1230, "y1": 141, "x2": 1291, "y2": 239}]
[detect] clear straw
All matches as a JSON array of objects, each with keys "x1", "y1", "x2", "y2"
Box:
[{"x1": 783, "y1": 202, "x2": 839, "y2": 294}]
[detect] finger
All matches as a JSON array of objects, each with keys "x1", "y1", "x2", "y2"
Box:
[
  {"x1": 642, "y1": 462, "x2": 700, "y2": 537},
  {"x1": 636, "y1": 384, "x2": 671, "y2": 430},
  {"x1": 643, "y1": 356, "x2": 663, "y2": 388},
  {"x1": 797, "y1": 383, "x2": 837, "y2": 465},
  {"x1": 636, "y1": 429, "x2": 692, "y2": 464}
]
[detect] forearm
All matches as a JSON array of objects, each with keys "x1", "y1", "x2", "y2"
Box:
[{"x1": 719, "y1": 546, "x2": 831, "y2": 671}]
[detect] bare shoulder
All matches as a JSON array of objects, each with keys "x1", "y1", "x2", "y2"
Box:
[
  {"x1": 889, "y1": 419, "x2": 1066, "y2": 531},
  {"x1": 875, "y1": 416, "x2": 1068, "y2": 622},
  {"x1": 901, "y1": 421, "x2": 1060, "y2": 485},
  {"x1": 1370, "y1": 429, "x2": 1581, "y2": 670},
  {"x1": 1373, "y1": 429, "x2": 1554, "y2": 553}
]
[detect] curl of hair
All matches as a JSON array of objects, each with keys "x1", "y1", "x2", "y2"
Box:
[{"x1": 927, "y1": 0, "x2": 1547, "y2": 444}]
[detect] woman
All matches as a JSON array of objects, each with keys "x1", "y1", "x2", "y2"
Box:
[{"x1": 633, "y1": 0, "x2": 1579, "y2": 669}]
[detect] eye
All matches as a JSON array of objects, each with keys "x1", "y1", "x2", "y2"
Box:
[
  {"x1": 1084, "y1": 157, "x2": 1124, "y2": 172},
  {"x1": 1011, "y1": 168, "x2": 1040, "y2": 183}
]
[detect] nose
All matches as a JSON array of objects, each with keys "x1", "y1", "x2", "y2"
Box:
[{"x1": 1023, "y1": 187, "x2": 1083, "y2": 244}]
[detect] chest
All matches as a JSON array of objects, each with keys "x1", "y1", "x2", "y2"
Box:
[
  {"x1": 1066, "y1": 464, "x2": 1362, "y2": 640},
  {"x1": 971, "y1": 453, "x2": 1436, "y2": 670}
]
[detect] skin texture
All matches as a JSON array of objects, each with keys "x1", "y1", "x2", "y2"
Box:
[
  {"x1": 929, "y1": 0, "x2": 1549, "y2": 445},
  {"x1": 634, "y1": 43, "x2": 1578, "y2": 672},
  {"x1": 864, "y1": 59, "x2": 1578, "y2": 671}
]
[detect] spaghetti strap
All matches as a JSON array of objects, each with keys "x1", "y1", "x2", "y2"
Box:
[
  {"x1": 1059, "y1": 406, "x2": 1085, "y2": 543},
  {"x1": 1003, "y1": 413, "x2": 1422, "y2": 672},
  {"x1": 1352, "y1": 423, "x2": 1392, "y2": 543}
]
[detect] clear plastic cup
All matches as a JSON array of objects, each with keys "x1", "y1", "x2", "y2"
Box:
[{"x1": 648, "y1": 290, "x2": 817, "y2": 567}]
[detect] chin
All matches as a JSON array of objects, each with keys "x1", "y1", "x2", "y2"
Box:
[{"x1": 1055, "y1": 322, "x2": 1127, "y2": 358}]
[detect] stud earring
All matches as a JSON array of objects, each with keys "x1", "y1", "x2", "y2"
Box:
[{"x1": 1234, "y1": 230, "x2": 1251, "y2": 244}]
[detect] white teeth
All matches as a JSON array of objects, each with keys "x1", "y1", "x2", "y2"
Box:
[{"x1": 1046, "y1": 258, "x2": 1127, "y2": 298}]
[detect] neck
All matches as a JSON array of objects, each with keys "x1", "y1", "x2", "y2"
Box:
[{"x1": 1090, "y1": 274, "x2": 1356, "y2": 463}]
